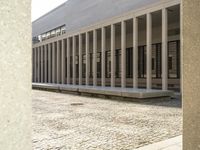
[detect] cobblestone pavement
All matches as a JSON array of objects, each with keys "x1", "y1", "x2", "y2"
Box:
[{"x1": 32, "y1": 90, "x2": 182, "y2": 150}]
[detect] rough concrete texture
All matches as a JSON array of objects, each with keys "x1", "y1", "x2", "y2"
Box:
[
  {"x1": 182, "y1": 0, "x2": 200, "y2": 149},
  {"x1": 0, "y1": 0, "x2": 31, "y2": 149},
  {"x1": 33, "y1": 90, "x2": 182, "y2": 150}
]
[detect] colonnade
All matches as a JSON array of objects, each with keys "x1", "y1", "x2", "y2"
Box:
[{"x1": 33, "y1": 8, "x2": 169, "y2": 91}]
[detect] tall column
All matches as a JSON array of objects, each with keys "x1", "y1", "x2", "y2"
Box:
[
  {"x1": 162, "y1": 8, "x2": 168, "y2": 91},
  {"x1": 86, "y1": 32, "x2": 89, "y2": 86},
  {"x1": 61, "y1": 39, "x2": 66, "y2": 84},
  {"x1": 121, "y1": 21, "x2": 126, "y2": 88},
  {"x1": 73, "y1": 36, "x2": 77, "y2": 85},
  {"x1": 79, "y1": 34, "x2": 83, "y2": 85},
  {"x1": 52, "y1": 42, "x2": 56, "y2": 84},
  {"x1": 48, "y1": 43, "x2": 51, "y2": 83},
  {"x1": 34, "y1": 48, "x2": 37, "y2": 82},
  {"x1": 147, "y1": 13, "x2": 152, "y2": 90},
  {"x1": 93, "y1": 30, "x2": 97, "y2": 86},
  {"x1": 37, "y1": 47, "x2": 41, "y2": 83},
  {"x1": 44, "y1": 45, "x2": 48, "y2": 83},
  {"x1": 57, "y1": 41, "x2": 61, "y2": 84},
  {"x1": 67, "y1": 38, "x2": 71, "y2": 84},
  {"x1": 101, "y1": 27, "x2": 106, "y2": 87},
  {"x1": 41, "y1": 46, "x2": 44, "y2": 83},
  {"x1": 111, "y1": 24, "x2": 116, "y2": 87},
  {"x1": 133, "y1": 17, "x2": 138, "y2": 88}
]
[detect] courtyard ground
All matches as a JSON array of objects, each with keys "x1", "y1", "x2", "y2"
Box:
[{"x1": 32, "y1": 90, "x2": 182, "y2": 150}]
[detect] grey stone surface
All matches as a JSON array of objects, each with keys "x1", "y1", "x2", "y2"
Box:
[
  {"x1": 32, "y1": 90, "x2": 182, "y2": 150},
  {"x1": 0, "y1": 0, "x2": 31, "y2": 149},
  {"x1": 32, "y1": 83, "x2": 174, "y2": 99}
]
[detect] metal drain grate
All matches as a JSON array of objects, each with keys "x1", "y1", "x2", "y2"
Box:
[{"x1": 70, "y1": 103, "x2": 84, "y2": 106}]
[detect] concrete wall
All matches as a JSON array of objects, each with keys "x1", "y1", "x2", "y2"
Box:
[
  {"x1": 183, "y1": 0, "x2": 200, "y2": 149},
  {"x1": 0, "y1": 0, "x2": 31, "y2": 150}
]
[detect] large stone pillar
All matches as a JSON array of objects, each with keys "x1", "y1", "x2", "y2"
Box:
[
  {"x1": 162, "y1": 8, "x2": 168, "y2": 91},
  {"x1": 121, "y1": 21, "x2": 126, "y2": 88},
  {"x1": 146, "y1": 13, "x2": 152, "y2": 90},
  {"x1": 93, "y1": 30, "x2": 97, "y2": 86},
  {"x1": 41, "y1": 46, "x2": 44, "y2": 83},
  {"x1": 111, "y1": 24, "x2": 116, "y2": 88},
  {"x1": 34, "y1": 48, "x2": 37, "y2": 82},
  {"x1": 86, "y1": 32, "x2": 89, "y2": 86},
  {"x1": 52, "y1": 42, "x2": 56, "y2": 84},
  {"x1": 44, "y1": 44, "x2": 48, "y2": 83},
  {"x1": 38, "y1": 47, "x2": 41, "y2": 83},
  {"x1": 101, "y1": 27, "x2": 106, "y2": 87},
  {"x1": 0, "y1": 0, "x2": 31, "y2": 148},
  {"x1": 48, "y1": 43, "x2": 51, "y2": 83},
  {"x1": 57, "y1": 41, "x2": 61, "y2": 84},
  {"x1": 183, "y1": 1, "x2": 200, "y2": 149},
  {"x1": 73, "y1": 36, "x2": 77, "y2": 85},
  {"x1": 67, "y1": 38, "x2": 71, "y2": 84},
  {"x1": 133, "y1": 17, "x2": 138, "y2": 88},
  {"x1": 79, "y1": 34, "x2": 83, "y2": 85},
  {"x1": 61, "y1": 39, "x2": 66, "y2": 84}
]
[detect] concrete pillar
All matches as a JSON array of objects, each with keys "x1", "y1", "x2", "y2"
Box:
[
  {"x1": 48, "y1": 43, "x2": 51, "y2": 83},
  {"x1": 146, "y1": 13, "x2": 152, "y2": 90},
  {"x1": 61, "y1": 39, "x2": 66, "y2": 84},
  {"x1": 101, "y1": 27, "x2": 106, "y2": 87},
  {"x1": 79, "y1": 34, "x2": 83, "y2": 85},
  {"x1": 38, "y1": 47, "x2": 41, "y2": 83},
  {"x1": 93, "y1": 30, "x2": 97, "y2": 86},
  {"x1": 162, "y1": 8, "x2": 168, "y2": 91},
  {"x1": 73, "y1": 36, "x2": 77, "y2": 85},
  {"x1": 183, "y1": 1, "x2": 200, "y2": 149},
  {"x1": 111, "y1": 24, "x2": 116, "y2": 87},
  {"x1": 34, "y1": 48, "x2": 37, "y2": 82},
  {"x1": 0, "y1": 0, "x2": 31, "y2": 148},
  {"x1": 44, "y1": 45, "x2": 48, "y2": 83},
  {"x1": 67, "y1": 38, "x2": 71, "y2": 84},
  {"x1": 41, "y1": 46, "x2": 44, "y2": 83},
  {"x1": 86, "y1": 32, "x2": 89, "y2": 86},
  {"x1": 121, "y1": 21, "x2": 126, "y2": 88},
  {"x1": 52, "y1": 42, "x2": 56, "y2": 84},
  {"x1": 57, "y1": 41, "x2": 61, "y2": 84},
  {"x1": 133, "y1": 17, "x2": 138, "y2": 88}
]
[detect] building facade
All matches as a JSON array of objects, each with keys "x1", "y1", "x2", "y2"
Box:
[{"x1": 32, "y1": 0, "x2": 181, "y2": 97}]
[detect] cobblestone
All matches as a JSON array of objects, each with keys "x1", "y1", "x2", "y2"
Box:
[{"x1": 32, "y1": 90, "x2": 182, "y2": 150}]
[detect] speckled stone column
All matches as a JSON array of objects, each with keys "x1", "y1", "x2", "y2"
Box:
[
  {"x1": 183, "y1": 0, "x2": 200, "y2": 149},
  {"x1": 0, "y1": 0, "x2": 31, "y2": 149}
]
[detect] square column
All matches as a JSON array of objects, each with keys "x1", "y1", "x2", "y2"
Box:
[
  {"x1": 79, "y1": 34, "x2": 83, "y2": 85},
  {"x1": 67, "y1": 38, "x2": 71, "y2": 84},
  {"x1": 93, "y1": 30, "x2": 97, "y2": 86},
  {"x1": 57, "y1": 41, "x2": 61, "y2": 84},
  {"x1": 86, "y1": 32, "x2": 90, "y2": 86},
  {"x1": 41, "y1": 46, "x2": 44, "y2": 83},
  {"x1": 146, "y1": 13, "x2": 152, "y2": 90},
  {"x1": 101, "y1": 27, "x2": 106, "y2": 87},
  {"x1": 34, "y1": 48, "x2": 37, "y2": 82},
  {"x1": 61, "y1": 39, "x2": 66, "y2": 84},
  {"x1": 48, "y1": 43, "x2": 52, "y2": 83},
  {"x1": 44, "y1": 45, "x2": 48, "y2": 83},
  {"x1": 52, "y1": 42, "x2": 56, "y2": 84},
  {"x1": 37, "y1": 47, "x2": 41, "y2": 83},
  {"x1": 162, "y1": 8, "x2": 168, "y2": 91},
  {"x1": 73, "y1": 36, "x2": 77, "y2": 85},
  {"x1": 121, "y1": 21, "x2": 126, "y2": 88},
  {"x1": 133, "y1": 17, "x2": 139, "y2": 88},
  {"x1": 111, "y1": 24, "x2": 116, "y2": 87}
]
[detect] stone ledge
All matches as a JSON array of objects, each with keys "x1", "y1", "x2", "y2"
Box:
[{"x1": 32, "y1": 83, "x2": 174, "y2": 99}]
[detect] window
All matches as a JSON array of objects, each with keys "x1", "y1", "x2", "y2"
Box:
[{"x1": 168, "y1": 56, "x2": 173, "y2": 70}]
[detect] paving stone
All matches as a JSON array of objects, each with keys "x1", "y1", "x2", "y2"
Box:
[{"x1": 32, "y1": 90, "x2": 182, "y2": 150}]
